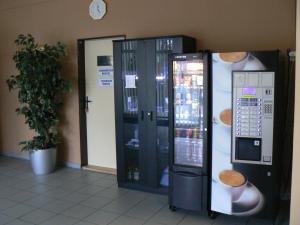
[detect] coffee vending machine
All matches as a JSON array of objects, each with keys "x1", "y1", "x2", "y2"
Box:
[{"x1": 210, "y1": 51, "x2": 282, "y2": 220}]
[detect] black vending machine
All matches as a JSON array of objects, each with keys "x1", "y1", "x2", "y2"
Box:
[
  {"x1": 169, "y1": 53, "x2": 209, "y2": 212},
  {"x1": 210, "y1": 51, "x2": 282, "y2": 221}
]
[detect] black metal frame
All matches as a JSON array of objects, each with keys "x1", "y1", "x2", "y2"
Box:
[
  {"x1": 168, "y1": 52, "x2": 210, "y2": 212},
  {"x1": 77, "y1": 35, "x2": 126, "y2": 167},
  {"x1": 113, "y1": 35, "x2": 196, "y2": 194}
]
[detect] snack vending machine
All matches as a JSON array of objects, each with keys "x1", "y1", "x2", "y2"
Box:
[
  {"x1": 169, "y1": 53, "x2": 209, "y2": 212},
  {"x1": 210, "y1": 51, "x2": 282, "y2": 220}
]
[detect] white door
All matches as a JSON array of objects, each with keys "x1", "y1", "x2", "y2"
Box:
[{"x1": 84, "y1": 36, "x2": 124, "y2": 170}]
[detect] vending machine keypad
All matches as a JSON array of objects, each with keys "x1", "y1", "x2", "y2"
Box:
[
  {"x1": 232, "y1": 71, "x2": 275, "y2": 165},
  {"x1": 236, "y1": 98, "x2": 262, "y2": 137}
]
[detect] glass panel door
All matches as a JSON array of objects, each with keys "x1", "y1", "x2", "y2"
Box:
[
  {"x1": 156, "y1": 39, "x2": 173, "y2": 118},
  {"x1": 157, "y1": 126, "x2": 169, "y2": 187},
  {"x1": 123, "y1": 123, "x2": 140, "y2": 183},
  {"x1": 122, "y1": 40, "x2": 140, "y2": 183},
  {"x1": 122, "y1": 41, "x2": 138, "y2": 117},
  {"x1": 173, "y1": 59, "x2": 204, "y2": 167},
  {"x1": 156, "y1": 39, "x2": 174, "y2": 187}
]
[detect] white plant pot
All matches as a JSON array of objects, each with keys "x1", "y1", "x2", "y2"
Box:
[{"x1": 29, "y1": 148, "x2": 57, "y2": 175}]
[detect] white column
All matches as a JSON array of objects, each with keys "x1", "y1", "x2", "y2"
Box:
[{"x1": 290, "y1": 1, "x2": 300, "y2": 225}]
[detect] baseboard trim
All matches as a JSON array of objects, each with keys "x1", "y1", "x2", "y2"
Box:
[
  {"x1": 0, "y1": 151, "x2": 81, "y2": 170},
  {"x1": 62, "y1": 161, "x2": 81, "y2": 169},
  {"x1": 0, "y1": 151, "x2": 29, "y2": 160},
  {"x1": 83, "y1": 165, "x2": 116, "y2": 175}
]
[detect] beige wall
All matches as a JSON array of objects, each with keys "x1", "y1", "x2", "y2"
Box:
[
  {"x1": 290, "y1": 1, "x2": 300, "y2": 224},
  {"x1": 0, "y1": 0, "x2": 296, "y2": 165}
]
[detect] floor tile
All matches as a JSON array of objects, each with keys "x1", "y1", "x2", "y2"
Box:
[
  {"x1": 0, "y1": 187, "x2": 20, "y2": 198},
  {"x1": 62, "y1": 205, "x2": 97, "y2": 219},
  {"x1": 0, "y1": 198, "x2": 17, "y2": 211},
  {"x1": 23, "y1": 195, "x2": 54, "y2": 208},
  {"x1": 0, "y1": 213, "x2": 14, "y2": 225},
  {"x1": 145, "y1": 194, "x2": 168, "y2": 204},
  {"x1": 40, "y1": 214, "x2": 78, "y2": 225},
  {"x1": 83, "y1": 172, "x2": 107, "y2": 180},
  {"x1": 20, "y1": 209, "x2": 55, "y2": 224},
  {"x1": 102, "y1": 174, "x2": 117, "y2": 181},
  {"x1": 5, "y1": 219, "x2": 34, "y2": 225},
  {"x1": 80, "y1": 196, "x2": 112, "y2": 209},
  {"x1": 108, "y1": 215, "x2": 144, "y2": 225},
  {"x1": 77, "y1": 185, "x2": 107, "y2": 195},
  {"x1": 84, "y1": 209, "x2": 119, "y2": 225},
  {"x1": 94, "y1": 186, "x2": 128, "y2": 199},
  {"x1": 39, "y1": 178, "x2": 65, "y2": 187},
  {"x1": 60, "y1": 182, "x2": 87, "y2": 192},
  {"x1": 62, "y1": 192, "x2": 91, "y2": 204},
  {"x1": 102, "y1": 195, "x2": 143, "y2": 214},
  {"x1": 9, "y1": 179, "x2": 35, "y2": 190},
  {"x1": 143, "y1": 222, "x2": 165, "y2": 225},
  {"x1": 123, "y1": 190, "x2": 149, "y2": 200},
  {"x1": 149, "y1": 206, "x2": 187, "y2": 225},
  {"x1": 6, "y1": 191, "x2": 35, "y2": 203},
  {"x1": 71, "y1": 176, "x2": 101, "y2": 186},
  {"x1": 126, "y1": 197, "x2": 166, "y2": 220},
  {"x1": 74, "y1": 221, "x2": 96, "y2": 225},
  {"x1": 27, "y1": 184, "x2": 53, "y2": 194},
  {"x1": 179, "y1": 212, "x2": 213, "y2": 225},
  {"x1": 44, "y1": 187, "x2": 70, "y2": 199},
  {"x1": 0, "y1": 157, "x2": 289, "y2": 225},
  {"x1": 93, "y1": 179, "x2": 116, "y2": 188},
  {"x1": 2, "y1": 204, "x2": 35, "y2": 218},
  {"x1": 40, "y1": 199, "x2": 75, "y2": 213}
]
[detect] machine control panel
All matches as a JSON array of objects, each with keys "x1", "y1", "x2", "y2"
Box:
[{"x1": 232, "y1": 71, "x2": 275, "y2": 165}]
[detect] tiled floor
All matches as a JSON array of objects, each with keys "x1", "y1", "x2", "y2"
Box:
[{"x1": 0, "y1": 157, "x2": 289, "y2": 225}]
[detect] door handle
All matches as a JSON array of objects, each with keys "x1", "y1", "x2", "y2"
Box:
[
  {"x1": 85, "y1": 96, "x2": 92, "y2": 111},
  {"x1": 147, "y1": 111, "x2": 153, "y2": 121},
  {"x1": 141, "y1": 110, "x2": 144, "y2": 121}
]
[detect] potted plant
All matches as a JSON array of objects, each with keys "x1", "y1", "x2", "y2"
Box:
[{"x1": 7, "y1": 34, "x2": 71, "y2": 175}]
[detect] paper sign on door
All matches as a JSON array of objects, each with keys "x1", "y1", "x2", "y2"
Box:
[{"x1": 125, "y1": 75, "x2": 136, "y2": 88}]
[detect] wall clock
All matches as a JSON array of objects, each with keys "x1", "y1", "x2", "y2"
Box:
[{"x1": 89, "y1": 0, "x2": 106, "y2": 20}]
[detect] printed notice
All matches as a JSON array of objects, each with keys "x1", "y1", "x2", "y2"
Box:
[
  {"x1": 125, "y1": 75, "x2": 136, "y2": 88},
  {"x1": 98, "y1": 67, "x2": 113, "y2": 77},
  {"x1": 99, "y1": 78, "x2": 113, "y2": 87},
  {"x1": 197, "y1": 76, "x2": 203, "y2": 85}
]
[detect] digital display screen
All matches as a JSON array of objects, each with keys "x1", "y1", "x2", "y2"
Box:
[{"x1": 243, "y1": 87, "x2": 256, "y2": 95}]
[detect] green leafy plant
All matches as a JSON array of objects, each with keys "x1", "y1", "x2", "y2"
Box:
[{"x1": 7, "y1": 34, "x2": 71, "y2": 151}]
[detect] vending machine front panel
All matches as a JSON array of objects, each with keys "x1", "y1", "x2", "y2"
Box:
[
  {"x1": 172, "y1": 57, "x2": 205, "y2": 168},
  {"x1": 169, "y1": 53, "x2": 209, "y2": 213},
  {"x1": 211, "y1": 51, "x2": 280, "y2": 220},
  {"x1": 232, "y1": 71, "x2": 275, "y2": 165}
]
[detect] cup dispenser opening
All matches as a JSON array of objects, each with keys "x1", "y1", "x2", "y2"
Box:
[{"x1": 235, "y1": 137, "x2": 262, "y2": 161}]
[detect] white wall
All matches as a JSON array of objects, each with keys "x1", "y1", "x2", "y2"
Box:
[{"x1": 290, "y1": 1, "x2": 300, "y2": 224}]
